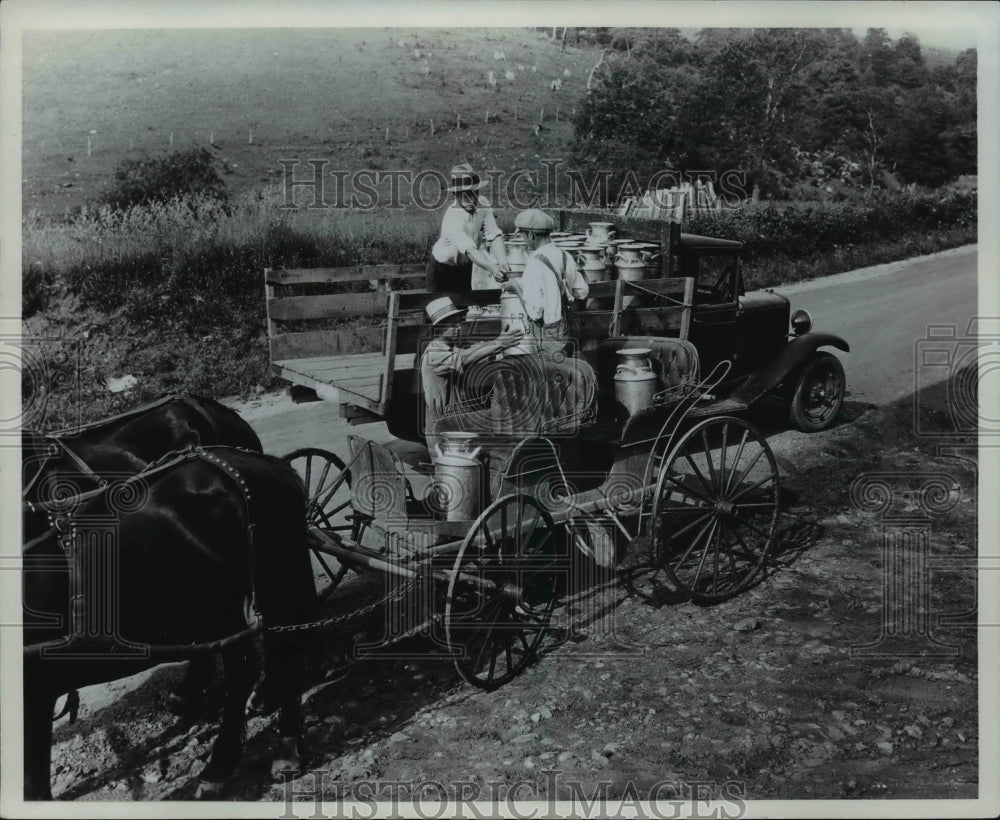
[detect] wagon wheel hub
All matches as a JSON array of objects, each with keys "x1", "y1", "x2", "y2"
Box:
[{"x1": 714, "y1": 499, "x2": 737, "y2": 517}]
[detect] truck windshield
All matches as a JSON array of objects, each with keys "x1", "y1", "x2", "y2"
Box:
[{"x1": 695, "y1": 255, "x2": 738, "y2": 304}]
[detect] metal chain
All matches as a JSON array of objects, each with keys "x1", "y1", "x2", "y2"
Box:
[{"x1": 265, "y1": 574, "x2": 423, "y2": 635}]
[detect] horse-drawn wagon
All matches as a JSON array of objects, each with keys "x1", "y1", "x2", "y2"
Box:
[
  {"x1": 264, "y1": 210, "x2": 851, "y2": 690},
  {"x1": 20, "y1": 210, "x2": 850, "y2": 799}
]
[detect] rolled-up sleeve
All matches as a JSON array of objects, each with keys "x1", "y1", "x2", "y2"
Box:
[
  {"x1": 424, "y1": 343, "x2": 466, "y2": 376},
  {"x1": 480, "y1": 200, "x2": 503, "y2": 244},
  {"x1": 438, "y1": 207, "x2": 477, "y2": 256}
]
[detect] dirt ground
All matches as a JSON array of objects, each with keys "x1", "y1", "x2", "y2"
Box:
[{"x1": 38, "y1": 378, "x2": 981, "y2": 809}]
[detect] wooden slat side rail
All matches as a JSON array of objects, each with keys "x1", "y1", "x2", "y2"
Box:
[
  {"x1": 584, "y1": 277, "x2": 693, "y2": 301},
  {"x1": 269, "y1": 327, "x2": 385, "y2": 361},
  {"x1": 267, "y1": 288, "x2": 504, "y2": 329},
  {"x1": 381, "y1": 291, "x2": 400, "y2": 411},
  {"x1": 269, "y1": 321, "x2": 508, "y2": 362},
  {"x1": 266, "y1": 265, "x2": 426, "y2": 286},
  {"x1": 267, "y1": 292, "x2": 389, "y2": 321},
  {"x1": 610, "y1": 277, "x2": 625, "y2": 338},
  {"x1": 576, "y1": 308, "x2": 684, "y2": 340},
  {"x1": 264, "y1": 270, "x2": 279, "y2": 366},
  {"x1": 679, "y1": 276, "x2": 695, "y2": 339},
  {"x1": 396, "y1": 289, "x2": 503, "y2": 313}
]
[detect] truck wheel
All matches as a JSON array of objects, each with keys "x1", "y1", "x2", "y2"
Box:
[{"x1": 789, "y1": 352, "x2": 845, "y2": 432}]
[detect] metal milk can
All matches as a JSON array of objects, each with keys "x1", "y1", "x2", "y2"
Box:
[
  {"x1": 586, "y1": 222, "x2": 617, "y2": 244},
  {"x1": 575, "y1": 245, "x2": 609, "y2": 309},
  {"x1": 575, "y1": 245, "x2": 610, "y2": 281},
  {"x1": 629, "y1": 241, "x2": 662, "y2": 266},
  {"x1": 614, "y1": 244, "x2": 653, "y2": 308},
  {"x1": 499, "y1": 274, "x2": 538, "y2": 356},
  {"x1": 614, "y1": 348, "x2": 658, "y2": 416},
  {"x1": 504, "y1": 237, "x2": 528, "y2": 272},
  {"x1": 432, "y1": 435, "x2": 484, "y2": 521}
]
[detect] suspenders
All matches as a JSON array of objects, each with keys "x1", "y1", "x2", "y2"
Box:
[{"x1": 534, "y1": 248, "x2": 575, "y2": 304}]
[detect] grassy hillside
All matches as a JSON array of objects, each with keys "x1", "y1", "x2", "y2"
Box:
[
  {"x1": 23, "y1": 27, "x2": 600, "y2": 217},
  {"x1": 20, "y1": 27, "x2": 977, "y2": 430}
]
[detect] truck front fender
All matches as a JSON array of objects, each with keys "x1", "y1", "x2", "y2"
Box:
[{"x1": 732, "y1": 333, "x2": 850, "y2": 407}]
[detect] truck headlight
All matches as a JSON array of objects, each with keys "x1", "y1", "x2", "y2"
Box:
[{"x1": 791, "y1": 309, "x2": 812, "y2": 336}]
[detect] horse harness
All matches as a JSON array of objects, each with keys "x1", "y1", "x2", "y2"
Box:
[
  {"x1": 23, "y1": 446, "x2": 261, "y2": 659},
  {"x1": 22, "y1": 393, "x2": 223, "y2": 507}
]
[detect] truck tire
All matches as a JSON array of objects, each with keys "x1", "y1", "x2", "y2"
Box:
[{"x1": 789, "y1": 351, "x2": 845, "y2": 432}]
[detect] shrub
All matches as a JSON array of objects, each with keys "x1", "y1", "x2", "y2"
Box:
[
  {"x1": 22, "y1": 264, "x2": 53, "y2": 318},
  {"x1": 98, "y1": 147, "x2": 228, "y2": 212}
]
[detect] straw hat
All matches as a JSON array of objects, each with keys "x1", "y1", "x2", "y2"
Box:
[
  {"x1": 446, "y1": 163, "x2": 489, "y2": 193},
  {"x1": 426, "y1": 296, "x2": 466, "y2": 326}
]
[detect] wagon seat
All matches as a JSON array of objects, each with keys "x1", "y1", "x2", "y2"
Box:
[
  {"x1": 435, "y1": 353, "x2": 599, "y2": 501},
  {"x1": 587, "y1": 336, "x2": 701, "y2": 420}
]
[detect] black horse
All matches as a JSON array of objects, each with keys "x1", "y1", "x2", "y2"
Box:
[
  {"x1": 23, "y1": 447, "x2": 317, "y2": 800},
  {"x1": 22, "y1": 393, "x2": 265, "y2": 711},
  {"x1": 23, "y1": 392, "x2": 262, "y2": 511}
]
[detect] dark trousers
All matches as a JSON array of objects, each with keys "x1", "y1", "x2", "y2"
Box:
[{"x1": 426, "y1": 257, "x2": 473, "y2": 293}]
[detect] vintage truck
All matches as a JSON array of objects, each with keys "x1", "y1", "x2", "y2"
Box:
[{"x1": 264, "y1": 209, "x2": 849, "y2": 440}]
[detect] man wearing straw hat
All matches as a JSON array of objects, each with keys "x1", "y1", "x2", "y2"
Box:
[
  {"x1": 503, "y1": 208, "x2": 589, "y2": 356},
  {"x1": 426, "y1": 163, "x2": 510, "y2": 293},
  {"x1": 420, "y1": 295, "x2": 523, "y2": 454}
]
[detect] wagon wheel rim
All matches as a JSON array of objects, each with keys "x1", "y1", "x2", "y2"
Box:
[
  {"x1": 801, "y1": 361, "x2": 844, "y2": 426},
  {"x1": 651, "y1": 416, "x2": 780, "y2": 604},
  {"x1": 282, "y1": 448, "x2": 356, "y2": 599},
  {"x1": 444, "y1": 493, "x2": 563, "y2": 690}
]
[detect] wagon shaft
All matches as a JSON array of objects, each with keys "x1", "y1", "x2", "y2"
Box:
[{"x1": 306, "y1": 527, "x2": 527, "y2": 604}]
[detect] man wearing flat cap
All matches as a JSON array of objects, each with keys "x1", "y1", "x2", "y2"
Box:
[
  {"x1": 504, "y1": 208, "x2": 589, "y2": 356},
  {"x1": 420, "y1": 296, "x2": 523, "y2": 454},
  {"x1": 427, "y1": 163, "x2": 510, "y2": 293}
]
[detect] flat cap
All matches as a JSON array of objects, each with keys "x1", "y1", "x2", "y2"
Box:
[{"x1": 514, "y1": 208, "x2": 556, "y2": 233}]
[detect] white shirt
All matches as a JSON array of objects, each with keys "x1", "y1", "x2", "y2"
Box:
[
  {"x1": 431, "y1": 197, "x2": 503, "y2": 265},
  {"x1": 520, "y1": 242, "x2": 590, "y2": 325}
]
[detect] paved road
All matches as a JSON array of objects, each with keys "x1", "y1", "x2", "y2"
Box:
[
  {"x1": 776, "y1": 245, "x2": 979, "y2": 408},
  {"x1": 233, "y1": 245, "x2": 980, "y2": 455}
]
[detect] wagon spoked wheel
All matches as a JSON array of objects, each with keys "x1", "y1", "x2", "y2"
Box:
[
  {"x1": 282, "y1": 448, "x2": 356, "y2": 599},
  {"x1": 652, "y1": 416, "x2": 780, "y2": 604},
  {"x1": 445, "y1": 494, "x2": 563, "y2": 690}
]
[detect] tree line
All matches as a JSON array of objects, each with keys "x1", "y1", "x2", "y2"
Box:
[{"x1": 567, "y1": 28, "x2": 976, "y2": 201}]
